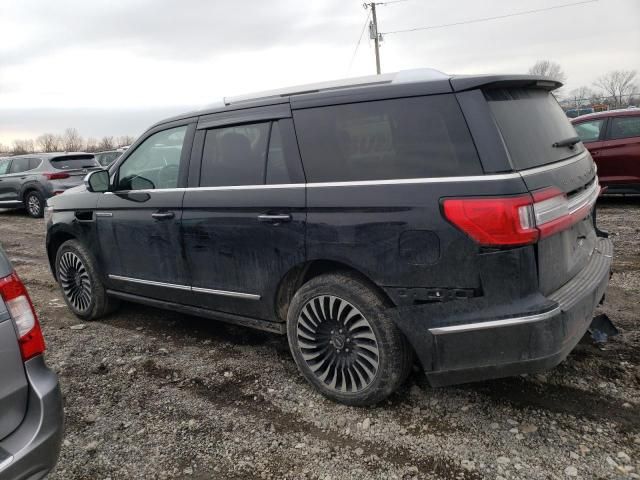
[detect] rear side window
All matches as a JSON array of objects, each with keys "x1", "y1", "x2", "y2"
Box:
[
  {"x1": 293, "y1": 95, "x2": 481, "y2": 182},
  {"x1": 50, "y1": 155, "x2": 99, "y2": 170},
  {"x1": 9, "y1": 157, "x2": 33, "y2": 173},
  {"x1": 29, "y1": 158, "x2": 41, "y2": 170},
  {"x1": 486, "y1": 88, "x2": 584, "y2": 170},
  {"x1": 609, "y1": 116, "x2": 640, "y2": 140}
]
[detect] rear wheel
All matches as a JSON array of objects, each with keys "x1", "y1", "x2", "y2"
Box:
[
  {"x1": 287, "y1": 272, "x2": 412, "y2": 406},
  {"x1": 55, "y1": 240, "x2": 118, "y2": 320},
  {"x1": 25, "y1": 190, "x2": 44, "y2": 218}
]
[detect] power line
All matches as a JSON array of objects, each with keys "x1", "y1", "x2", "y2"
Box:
[
  {"x1": 347, "y1": 10, "x2": 371, "y2": 74},
  {"x1": 383, "y1": 0, "x2": 599, "y2": 35}
]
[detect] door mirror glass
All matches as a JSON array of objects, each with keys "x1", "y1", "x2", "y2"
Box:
[{"x1": 85, "y1": 169, "x2": 110, "y2": 193}]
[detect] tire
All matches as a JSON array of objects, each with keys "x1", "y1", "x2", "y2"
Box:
[
  {"x1": 287, "y1": 272, "x2": 413, "y2": 406},
  {"x1": 55, "y1": 240, "x2": 119, "y2": 320},
  {"x1": 24, "y1": 190, "x2": 45, "y2": 218}
]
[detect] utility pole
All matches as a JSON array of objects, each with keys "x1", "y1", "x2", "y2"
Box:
[{"x1": 366, "y1": 2, "x2": 382, "y2": 74}]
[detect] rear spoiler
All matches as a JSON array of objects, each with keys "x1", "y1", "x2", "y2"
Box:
[{"x1": 450, "y1": 74, "x2": 562, "y2": 93}]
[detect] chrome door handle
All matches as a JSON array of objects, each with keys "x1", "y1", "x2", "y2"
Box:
[
  {"x1": 151, "y1": 211, "x2": 175, "y2": 220},
  {"x1": 258, "y1": 214, "x2": 292, "y2": 223}
]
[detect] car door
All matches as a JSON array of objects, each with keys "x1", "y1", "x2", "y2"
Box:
[
  {"x1": 597, "y1": 114, "x2": 640, "y2": 186},
  {"x1": 0, "y1": 158, "x2": 14, "y2": 202},
  {"x1": 182, "y1": 106, "x2": 306, "y2": 321},
  {"x1": 96, "y1": 121, "x2": 196, "y2": 304},
  {"x1": 2, "y1": 157, "x2": 34, "y2": 202}
]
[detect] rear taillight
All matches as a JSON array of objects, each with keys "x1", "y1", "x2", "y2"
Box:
[
  {"x1": 0, "y1": 272, "x2": 46, "y2": 361},
  {"x1": 443, "y1": 180, "x2": 600, "y2": 247},
  {"x1": 43, "y1": 172, "x2": 70, "y2": 180}
]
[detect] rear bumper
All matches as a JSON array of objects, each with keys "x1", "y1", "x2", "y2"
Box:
[
  {"x1": 397, "y1": 237, "x2": 612, "y2": 387},
  {"x1": 0, "y1": 356, "x2": 63, "y2": 480}
]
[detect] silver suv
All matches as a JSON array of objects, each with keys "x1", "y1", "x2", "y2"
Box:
[
  {"x1": 0, "y1": 153, "x2": 101, "y2": 218},
  {"x1": 0, "y1": 245, "x2": 63, "y2": 479}
]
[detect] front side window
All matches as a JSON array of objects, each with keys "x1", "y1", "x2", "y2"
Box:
[
  {"x1": 293, "y1": 95, "x2": 481, "y2": 182},
  {"x1": 574, "y1": 119, "x2": 605, "y2": 143},
  {"x1": 609, "y1": 116, "x2": 640, "y2": 140},
  {"x1": 117, "y1": 126, "x2": 187, "y2": 191},
  {"x1": 200, "y1": 123, "x2": 270, "y2": 187},
  {"x1": 0, "y1": 159, "x2": 11, "y2": 175}
]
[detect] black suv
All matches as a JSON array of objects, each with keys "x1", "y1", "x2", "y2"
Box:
[{"x1": 45, "y1": 70, "x2": 612, "y2": 405}]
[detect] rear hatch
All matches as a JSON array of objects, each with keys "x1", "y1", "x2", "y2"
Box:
[
  {"x1": 0, "y1": 257, "x2": 28, "y2": 440},
  {"x1": 485, "y1": 87, "x2": 599, "y2": 294},
  {"x1": 47, "y1": 154, "x2": 102, "y2": 189}
]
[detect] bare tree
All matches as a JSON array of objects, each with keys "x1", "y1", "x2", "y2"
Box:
[
  {"x1": 36, "y1": 133, "x2": 59, "y2": 153},
  {"x1": 528, "y1": 60, "x2": 567, "y2": 83},
  {"x1": 568, "y1": 86, "x2": 593, "y2": 105},
  {"x1": 62, "y1": 128, "x2": 84, "y2": 152},
  {"x1": 116, "y1": 135, "x2": 135, "y2": 148},
  {"x1": 98, "y1": 136, "x2": 115, "y2": 151},
  {"x1": 12, "y1": 139, "x2": 35, "y2": 155},
  {"x1": 594, "y1": 70, "x2": 638, "y2": 107},
  {"x1": 85, "y1": 138, "x2": 99, "y2": 152}
]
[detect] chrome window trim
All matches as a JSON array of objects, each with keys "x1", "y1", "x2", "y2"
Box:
[
  {"x1": 0, "y1": 455, "x2": 14, "y2": 472},
  {"x1": 108, "y1": 275, "x2": 260, "y2": 300},
  {"x1": 429, "y1": 307, "x2": 560, "y2": 335}
]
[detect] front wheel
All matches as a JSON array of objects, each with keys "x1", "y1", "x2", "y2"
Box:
[
  {"x1": 287, "y1": 272, "x2": 413, "y2": 406},
  {"x1": 55, "y1": 240, "x2": 118, "y2": 320}
]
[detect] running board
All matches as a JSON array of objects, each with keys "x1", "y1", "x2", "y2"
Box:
[{"x1": 106, "y1": 290, "x2": 285, "y2": 334}]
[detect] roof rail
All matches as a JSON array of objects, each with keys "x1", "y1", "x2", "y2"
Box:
[{"x1": 223, "y1": 68, "x2": 450, "y2": 107}]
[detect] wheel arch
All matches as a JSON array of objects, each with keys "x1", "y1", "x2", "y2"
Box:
[
  {"x1": 46, "y1": 228, "x2": 77, "y2": 278},
  {"x1": 273, "y1": 259, "x2": 394, "y2": 322}
]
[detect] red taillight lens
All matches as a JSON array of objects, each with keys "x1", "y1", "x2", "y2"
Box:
[
  {"x1": 443, "y1": 195, "x2": 539, "y2": 247},
  {"x1": 0, "y1": 272, "x2": 46, "y2": 361},
  {"x1": 443, "y1": 179, "x2": 600, "y2": 247},
  {"x1": 43, "y1": 172, "x2": 70, "y2": 180}
]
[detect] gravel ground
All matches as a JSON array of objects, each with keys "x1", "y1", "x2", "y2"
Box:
[{"x1": 0, "y1": 197, "x2": 638, "y2": 480}]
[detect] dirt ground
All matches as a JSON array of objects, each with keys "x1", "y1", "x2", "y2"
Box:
[{"x1": 0, "y1": 197, "x2": 638, "y2": 480}]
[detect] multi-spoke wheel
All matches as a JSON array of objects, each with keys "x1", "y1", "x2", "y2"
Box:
[
  {"x1": 58, "y1": 252, "x2": 92, "y2": 312},
  {"x1": 25, "y1": 191, "x2": 44, "y2": 218},
  {"x1": 287, "y1": 272, "x2": 413, "y2": 406},
  {"x1": 55, "y1": 239, "x2": 119, "y2": 320},
  {"x1": 297, "y1": 296, "x2": 379, "y2": 393}
]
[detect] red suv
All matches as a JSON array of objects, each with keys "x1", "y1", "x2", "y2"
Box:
[{"x1": 572, "y1": 109, "x2": 640, "y2": 193}]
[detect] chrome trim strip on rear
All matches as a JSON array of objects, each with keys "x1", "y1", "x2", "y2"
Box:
[
  {"x1": 518, "y1": 150, "x2": 589, "y2": 177},
  {"x1": 0, "y1": 455, "x2": 14, "y2": 471},
  {"x1": 95, "y1": 212, "x2": 113, "y2": 217},
  {"x1": 108, "y1": 275, "x2": 191, "y2": 291},
  {"x1": 108, "y1": 275, "x2": 260, "y2": 300},
  {"x1": 429, "y1": 307, "x2": 560, "y2": 335},
  {"x1": 567, "y1": 178, "x2": 599, "y2": 214},
  {"x1": 192, "y1": 286, "x2": 261, "y2": 300}
]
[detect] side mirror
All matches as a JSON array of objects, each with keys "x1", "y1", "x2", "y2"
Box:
[{"x1": 85, "y1": 170, "x2": 110, "y2": 193}]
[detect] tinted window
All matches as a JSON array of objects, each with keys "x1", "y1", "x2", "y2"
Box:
[
  {"x1": 609, "y1": 116, "x2": 640, "y2": 140},
  {"x1": 96, "y1": 151, "x2": 121, "y2": 167},
  {"x1": 117, "y1": 126, "x2": 187, "y2": 191},
  {"x1": 266, "y1": 122, "x2": 292, "y2": 184},
  {"x1": 574, "y1": 119, "x2": 605, "y2": 143},
  {"x1": 293, "y1": 95, "x2": 481, "y2": 182},
  {"x1": 50, "y1": 155, "x2": 99, "y2": 170},
  {"x1": 200, "y1": 123, "x2": 269, "y2": 187},
  {"x1": 0, "y1": 159, "x2": 10, "y2": 175},
  {"x1": 9, "y1": 157, "x2": 32, "y2": 173},
  {"x1": 486, "y1": 88, "x2": 584, "y2": 170},
  {"x1": 29, "y1": 158, "x2": 41, "y2": 170}
]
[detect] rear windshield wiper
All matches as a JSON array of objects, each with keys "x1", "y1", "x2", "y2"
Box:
[{"x1": 552, "y1": 136, "x2": 580, "y2": 149}]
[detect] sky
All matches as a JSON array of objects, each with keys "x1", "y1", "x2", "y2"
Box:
[{"x1": 1, "y1": 0, "x2": 638, "y2": 147}]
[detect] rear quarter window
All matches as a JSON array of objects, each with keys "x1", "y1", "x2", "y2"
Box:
[
  {"x1": 486, "y1": 88, "x2": 584, "y2": 170},
  {"x1": 49, "y1": 155, "x2": 99, "y2": 170},
  {"x1": 293, "y1": 95, "x2": 481, "y2": 182}
]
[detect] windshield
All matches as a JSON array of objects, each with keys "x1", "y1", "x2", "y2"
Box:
[{"x1": 485, "y1": 88, "x2": 585, "y2": 170}]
